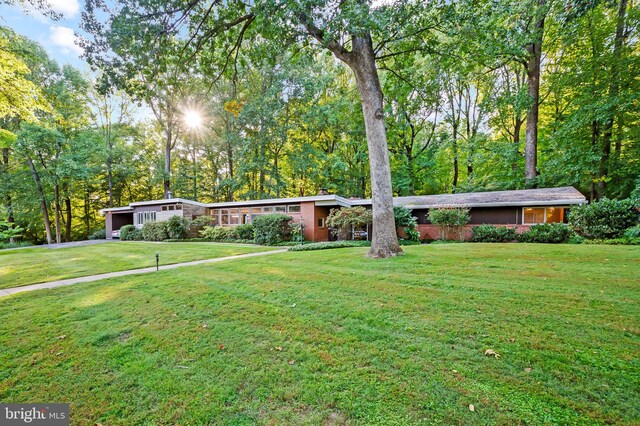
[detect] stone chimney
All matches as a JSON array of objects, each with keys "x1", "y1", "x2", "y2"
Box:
[
  {"x1": 318, "y1": 188, "x2": 329, "y2": 196},
  {"x1": 166, "y1": 191, "x2": 173, "y2": 199}
]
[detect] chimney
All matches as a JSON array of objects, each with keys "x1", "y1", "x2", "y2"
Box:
[
  {"x1": 318, "y1": 188, "x2": 329, "y2": 196},
  {"x1": 166, "y1": 191, "x2": 173, "y2": 199}
]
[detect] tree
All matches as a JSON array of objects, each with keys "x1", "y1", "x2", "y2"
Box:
[{"x1": 82, "y1": 0, "x2": 441, "y2": 258}]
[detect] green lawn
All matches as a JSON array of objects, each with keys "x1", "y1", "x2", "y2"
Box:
[
  {"x1": 0, "y1": 242, "x2": 277, "y2": 288},
  {"x1": 0, "y1": 244, "x2": 638, "y2": 424}
]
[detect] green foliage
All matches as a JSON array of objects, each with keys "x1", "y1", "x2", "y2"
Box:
[
  {"x1": 252, "y1": 214, "x2": 293, "y2": 245},
  {"x1": 583, "y1": 237, "x2": 640, "y2": 245},
  {"x1": 623, "y1": 226, "x2": 640, "y2": 239},
  {"x1": 471, "y1": 225, "x2": 517, "y2": 243},
  {"x1": 288, "y1": 240, "x2": 371, "y2": 251},
  {"x1": 199, "y1": 226, "x2": 240, "y2": 242},
  {"x1": 165, "y1": 215, "x2": 190, "y2": 240},
  {"x1": 0, "y1": 241, "x2": 32, "y2": 250},
  {"x1": 427, "y1": 207, "x2": 470, "y2": 240},
  {"x1": 119, "y1": 225, "x2": 138, "y2": 241},
  {"x1": 235, "y1": 223, "x2": 254, "y2": 240},
  {"x1": 325, "y1": 207, "x2": 372, "y2": 239},
  {"x1": 88, "y1": 229, "x2": 106, "y2": 240},
  {"x1": 394, "y1": 206, "x2": 419, "y2": 241},
  {"x1": 518, "y1": 224, "x2": 573, "y2": 243},
  {"x1": 142, "y1": 222, "x2": 168, "y2": 242},
  {"x1": 568, "y1": 198, "x2": 639, "y2": 239}
]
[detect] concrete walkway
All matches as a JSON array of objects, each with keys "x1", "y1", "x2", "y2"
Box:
[{"x1": 0, "y1": 249, "x2": 288, "y2": 298}]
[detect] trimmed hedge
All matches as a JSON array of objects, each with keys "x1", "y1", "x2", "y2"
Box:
[
  {"x1": 253, "y1": 214, "x2": 293, "y2": 245},
  {"x1": 289, "y1": 241, "x2": 371, "y2": 251},
  {"x1": 471, "y1": 225, "x2": 517, "y2": 242},
  {"x1": 142, "y1": 222, "x2": 168, "y2": 241},
  {"x1": 518, "y1": 223, "x2": 572, "y2": 243}
]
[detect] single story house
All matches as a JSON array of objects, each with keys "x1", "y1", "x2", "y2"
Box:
[{"x1": 101, "y1": 186, "x2": 587, "y2": 241}]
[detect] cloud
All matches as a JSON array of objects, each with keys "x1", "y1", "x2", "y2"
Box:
[
  {"x1": 49, "y1": 26, "x2": 83, "y2": 56},
  {"x1": 47, "y1": 0, "x2": 80, "y2": 18}
]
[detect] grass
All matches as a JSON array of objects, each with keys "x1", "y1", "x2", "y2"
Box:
[
  {"x1": 0, "y1": 243, "x2": 638, "y2": 424},
  {"x1": 0, "y1": 241, "x2": 277, "y2": 288}
]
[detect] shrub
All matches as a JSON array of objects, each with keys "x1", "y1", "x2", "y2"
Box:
[
  {"x1": 518, "y1": 223, "x2": 572, "y2": 243},
  {"x1": 191, "y1": 215, "x2": 213, "y2": 227},
  {"x1": 119, "y1": 225, "x2": 138, "y2": 241},
  {"x1": 142, "y1": 222, "x2": 168, "y2": 241},
  {"x1": 290, "y1": 222, "x2": 304, "y2": 243},
  {"x1": 165, "y1": 215, "x2": 190, "y2": 240},
  {"x1": 394, "y1": 206, "x2": 419, "y2": 241},
  {"x1": 568, "y1": 198, "x2": 639, "y2": 239},
  {"x1": 326, "y1": 207, "x2": 372, "y2": 240},
  {"x1": 253, "y1": 214, "x2": 293, "y2": 245},
  {"x1": 199, "y1": 226, "x2": 239, "y2": 241},
  {"x1": 235, "y1": 223, "x2": 254, "y2": 240},
  {"x1": 471, "y1": 225, "x2": 517, "y2": 243},
  {"x1": 88, "y1": 229, "x2": 106, "y2": 240},
  {"x1": 289, "y1": 240, "x2": 371, "y2": 251},
  {"x1": 0, "y1": 241, "x2": 33, "y2": 250},
  {"x1": 623, "y1": 226, "x2": 640, "y2": 239},
  {"x1": 583, "y1": 237, "x2": 640, "y2": 245},
  {"x1": 427, "y1": 207, "x2": 470, "y2": 240}
]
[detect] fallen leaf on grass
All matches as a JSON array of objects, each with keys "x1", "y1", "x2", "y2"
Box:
[
  {"x1": 218, "y1": 345, "x2": 225, "y2": 351},
  {"x1": 524, "y1": 367, "x2": 532, "y2": 373},
  {"x1": 57, "y1": 335, "x2": 66, "y2": 340},
  {"x1": 469, "y1": 404, "x2": 475, "y2": 412},
  {"x1": 288, "y1": 360, "x2": 295, "y2": 365},
  {"x1": 484, "y1": 349, "x2": 501, "y2": 358},
  {"x1": 275, "y1": 346, "x2": 283, "y2": 351}
]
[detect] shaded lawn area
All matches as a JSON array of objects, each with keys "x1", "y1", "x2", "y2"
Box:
[
  {"x1": 0, "y1": 244, "x2": 638, "y2": 425},
  {"x1": 0, "y1": 242, "x2": 277, "y2": 289}
]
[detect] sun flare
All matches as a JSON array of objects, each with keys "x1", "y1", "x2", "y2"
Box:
[{"x1": 183, "y1": 109, "x2": 204, "y2": 129}]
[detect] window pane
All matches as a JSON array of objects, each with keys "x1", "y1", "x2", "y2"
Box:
[
  {"x1": 546, "y1": 207, "x2": 563, "y2": 223},
  {"x1": 524, "y1": 208, "x2": 545, "y2": 224},
  {"x1": 262, "y1": 206, "x2": 274, "y2": 213},
  {"x1": 288, "y1": 205, "x2": 301, "y2": 213},
  {"x1": 275, "y1": 206, "x2": 286, "y2": 212},
  {"x1": 175, "y1": 204, "x2": 182, "y2": 210}
]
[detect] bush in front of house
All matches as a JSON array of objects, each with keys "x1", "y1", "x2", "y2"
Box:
[
  {"x1": 394, "y1": 206, "x2": 420, "y2": 242},
  {"x1": 235, "y1": 223, "x2": 254, "y2": 240},
  {"x1": 165, "y1": 215, "x2": 190, "y2": 240},
  {"x1": 325, "y1": 206, "x2": 372, "y2": 240},
  {"x1": 88, "y1": 229, "x2": 106, "y2": 240},
  {"x1": 427, "y1": 207, "x2": 470, "y2": 240},
  {"x1": 142, "y1": 222, "x2": 168, "y2": 241},
  {"x1": 518, "y1": 223, "x2": 572, "y2": 243},
  {"x1": 623, "y1": 225, "x2": 640, "y2": 239},
  {"x1": 289, "y1": 240, "x2": 371, "y2": 251},
  {"x1": 253, "y1": 214, "x2": 293, "y2": 245},
  {"x1": 568, "y1": 198, "x2": 639, "y2": 239},
  {"x1": 119, "y1": 225, "x2": 139, "y2": 241},
  {"x1": 471, "y1": 225, "x2": 517, "y2": 242},
  {"x1": 199, "y1": 226, "x2": 239, "y2": 241}
]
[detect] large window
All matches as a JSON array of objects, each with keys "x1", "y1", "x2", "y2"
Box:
[
  {"x1": 287, "y1": 205, "x2": 301, "y2": 213},
  {"x1": 523, "y1": 207, "x2": 565, "y2": 224},
  {"x1": 136, "y1": 211, "x2": 157, "y2": 226}
]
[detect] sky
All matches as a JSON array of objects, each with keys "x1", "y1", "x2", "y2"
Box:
[{"x1": 0, "y1": 0, "x2": 88, "y2": 70}]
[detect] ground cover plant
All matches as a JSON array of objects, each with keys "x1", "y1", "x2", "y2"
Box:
[
  {"x1": 0, "y1": 242, "x2": 277, "y2": 289},
  {"x1": 0, "y1": 244, "x2": 638, "y2": 424}
]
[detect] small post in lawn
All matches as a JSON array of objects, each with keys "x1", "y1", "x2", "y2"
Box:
[{"x1": 155, "y1": 253, "x2": 159, "y2": 271}]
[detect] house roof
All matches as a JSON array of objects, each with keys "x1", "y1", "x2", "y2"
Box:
[
  {"x1": 100, "y1": 186, "x2": 587, "y2": 214},
  {"x1": 207, "y1": 194, "x2": 353, "y2": 208},
  {"x1": 384, "y1": 186, "x2": 587, "y2": 209}
]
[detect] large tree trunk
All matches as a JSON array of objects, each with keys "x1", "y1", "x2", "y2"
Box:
[
  {"x1": 598, "y1": 0, "x2": 627, "y2": 198},
  {"x1": 28, "y1": 158, "x2": 53, "y2": 244},
  {"x1": 164, "y1": 125, "x2": 172, "y2": 198},
  {"x1": 349, "y1": 34, "x2": 402, "y2": 258},
  {"x1": 65, "y1": 193, "x2": 72, "y2": 242},
  {"x1": 524, "y1": 3, "x2": 545, "y2": 186},
  {"x1": 53, "y1": 183, "x2": 62, "y2": 244}
]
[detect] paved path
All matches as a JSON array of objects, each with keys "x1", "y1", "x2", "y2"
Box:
[{"x1": 0, "y1": 249, "x2": 287, "y2": 298}]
